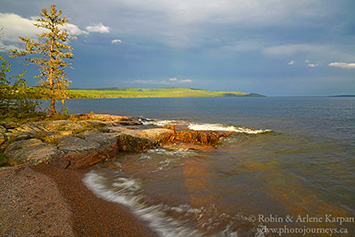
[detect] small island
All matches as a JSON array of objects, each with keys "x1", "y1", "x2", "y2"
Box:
[{"x1": 329, "y1": 95, "x2": 355, "y2": 97}]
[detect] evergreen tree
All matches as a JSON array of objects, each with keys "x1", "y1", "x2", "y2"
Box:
[{"x1": 9, "y1": 4, "x2": 76, "y2": 115}]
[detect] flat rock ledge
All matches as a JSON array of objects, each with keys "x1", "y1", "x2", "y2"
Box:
[{"x1": 1, "y1": 114, "x2": 233, "y2": 169}]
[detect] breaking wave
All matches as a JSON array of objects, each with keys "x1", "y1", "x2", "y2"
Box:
[
  {"x1": 142, "y1": 118, "x2": 272, "y2": 134},
  {"x1": 83, "y1": 171, "x2": 260, "y2": 236},
  {"x1": 188, "y1": 123, "x2": 272, "y2": 134}
]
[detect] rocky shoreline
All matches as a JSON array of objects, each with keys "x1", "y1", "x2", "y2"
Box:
[{"x1": 0, "y1": 114, "x2": 233, "y2": 236}]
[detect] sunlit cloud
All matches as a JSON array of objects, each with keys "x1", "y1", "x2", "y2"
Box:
[
  {"x1": 288, "y1": 60, "x2": 295, "y2": 65},
  {"x1": 0, "y1": 13, "x2": 112, "y2": 51},
  {"x1": 111, "y1": 39, "x2": 122, "y2": 44},
  {"x1": 85, "y1": 23, "x2": 110, "y2": 33},
  {"x1": 0, "y1": 13, "x2": 88, "y2": 44},
  {"x1": 304, "y1": 59, "x2": 319, "y2": 67},
  {"x1": 168, "y1": 77, "x2": 192, "y2": 83},
  {"x1": 328, "y1": 62, "x2": 355, "y2": 69},
  {"x1": 62, "y1": 23, "x2": 88, "y2": 35},
  {"x1": 0, "y1": 13, "x2": 40, "y2": 42}
]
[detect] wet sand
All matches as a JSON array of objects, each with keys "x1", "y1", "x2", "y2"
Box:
[{"x1": 0, "y1": 164, "x2": 156, "y2": 236}]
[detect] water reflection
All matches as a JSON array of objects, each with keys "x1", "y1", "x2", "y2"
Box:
[{"x1": 183, "y1": 157, "x2": 213, "y2": 207}]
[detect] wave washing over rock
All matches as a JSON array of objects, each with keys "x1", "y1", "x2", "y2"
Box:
[
  {"x1": 188, "y1": 123, "x2": 272, "y2": 134},
  {"x1": 83, "y1": 167, "x2": 262, "y2": 237},
  {"x1": 142, "y1": 119, "x2": 272, "y2": 134}
]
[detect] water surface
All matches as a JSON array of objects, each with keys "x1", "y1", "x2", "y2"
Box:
[{"x1": 52, "y1": 97, "x2": 355, "y2": 236}]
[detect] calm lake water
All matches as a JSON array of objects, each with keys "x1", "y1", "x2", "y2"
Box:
[{"x1": 52, "y1": 97, "x2": 355, "y2": 236}]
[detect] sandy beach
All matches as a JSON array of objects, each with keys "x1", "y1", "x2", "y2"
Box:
[{"x1": 0, "y1": 164, "x2": 157, "y2": 236}]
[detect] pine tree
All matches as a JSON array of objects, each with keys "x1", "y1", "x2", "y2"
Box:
[{"x1": 9, "y1": 4, "x2": 76, "y2": 115}]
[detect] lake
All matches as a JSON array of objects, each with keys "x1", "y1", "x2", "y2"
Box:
[{"x1": 47, "y1": 97, "x2": 355, "y2": 236}]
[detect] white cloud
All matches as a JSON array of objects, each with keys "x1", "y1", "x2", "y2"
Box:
[
  {"x1": 168, "y1": 77, "x2": 192, "y2": 83},
  {"x1": 130, "y1": 77, "x2": 192, "y2": 85},
  {"x1": 179, "y1": 79, "x2": 193, "y2": 83},
  {"x1": 288, "y1": 60, "x2": 295, "y2": 65},
  {"x1": 328, "y1": 62, "x2": 355, "y2": 69},
  {"x1": 0, "y1": 13, "x2": 114, "y2": 51},
  {"x1": 85, "y1": 23, "x2": 110, "y2": 33},
  {"x1": 0, "y1": 13, "x2": 40, "y2": 42},
  {"x1": 0, "y1": 12, "x2": 87, "y2": 48},
  {"x1": 304, "y1": 59, "x2": 319, "y2": 67},
  {"x1": 62, "y1": 23, "x2": 88, "y2": 35},
  {"x1": 112, "y1": 39, "x2": 122, "y2": 44}
]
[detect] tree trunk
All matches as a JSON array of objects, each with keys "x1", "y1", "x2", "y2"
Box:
[
  {"x1": 50, "y1": 96, "x2": 56, "y2": 115},
  {"x1": 49, "y1": 30, "x2": 56, "y2": 116}
]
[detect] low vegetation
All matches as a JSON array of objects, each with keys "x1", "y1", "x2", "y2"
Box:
[
  {"x1": 67, "y1": 87, "x2": 265, "y2": 98},
  {"x1": 3, "y1": 86, "x2": 265, "y2": 101},
  {"x1": 0, "y1": 56, "x2": 43, "y2": 120}
]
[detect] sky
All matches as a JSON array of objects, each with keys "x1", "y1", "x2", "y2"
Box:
[{"x1": 0, "y1": 0, "x2": 354, "y2": 96}]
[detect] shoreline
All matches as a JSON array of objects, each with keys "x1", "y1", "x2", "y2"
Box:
[
  {"x1": 0, "y1": 114, "x2": 235, "y2": 235},
  {"x1": 0, "y1": 163, "x2": 157, "y2": 236}
]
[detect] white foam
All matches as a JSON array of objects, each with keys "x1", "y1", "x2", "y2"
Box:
[
  {"x1": 83, "y1": 171, "x2": 204, "y2": 237},
  {"x1": 141, "y1": 117, "x2": 272, "y2": 134},
  {"x1": 142, "y1": 119, "x2": 189, "y2": 127},
  {"x1": 147, "y1": 148, "x2": 193, "y2": 157},
  {"x1": 84, "y1": 170, "x2": 260, "y2": 236},
  {"x1": 188, "y1": 123, "x2": 272, "y2": 134}
]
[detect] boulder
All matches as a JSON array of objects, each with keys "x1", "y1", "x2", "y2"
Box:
[
  {"x1": 85, "y1": 133, "x2": 119, "y2": 146},
  {"x1": 14, "y1": 123, "x2": 48, "y2": 134},
  {"x1": 57, "y1": 135, "x2": 102, "y2": 154},
  {"x1": 106, "y1": 126, "x2": 136, "y2": 134},
  {"x1": 51, "y1": 133, "x2": 120, "y2": 169},
  {"x1": 135, "y1": 128, "x2": 175, "y2": 141},
  {"x1": 117, "y1": 134, "x2": 156, "y2": 152},
  {"x1": 5, "y1": 132, "x2": 34, "y2": 142},
  {"x1": 5, "y1": 139, "x2": 61, "y2": 165},
  {"x1": 51, "y1": 142, "x2": 118, "y2": 169},
  {"x1": 105, "y1": 127, "x2": 174, "y2": 152},
  {"x1": 83, "y1": 120, "x2": 114, "y2": 128},
  {"x1": 106, "y1": 127, "x2": 174, "y2": 141},
  {"x1": 161, "y1": 130, "x2": 233, "y2": 146},
  {"x1": 7, "y1": 138, "x2": 43, "y2": 151},
  {"x1": 40, "y1": 120, "x2": 84, "y2": 131}
]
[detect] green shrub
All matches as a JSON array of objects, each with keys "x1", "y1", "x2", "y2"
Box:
[{"x1": 0, "y1": 56, "x2": 42, "y2": 119}]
